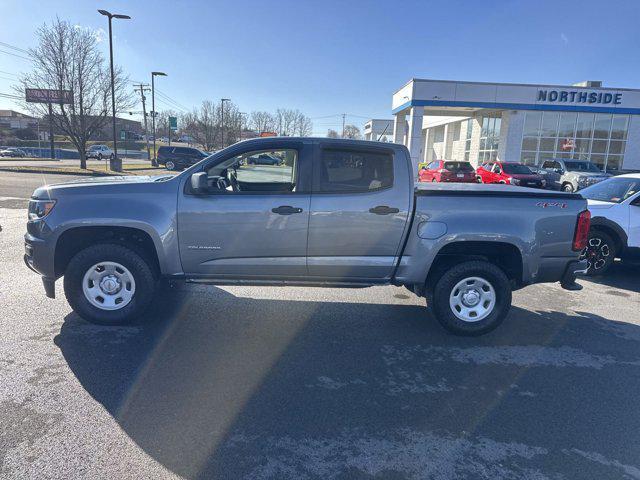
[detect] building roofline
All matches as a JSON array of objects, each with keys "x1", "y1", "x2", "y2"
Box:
[{"x1": 393, "y1": 78, "x2": 640, "y2": 95}]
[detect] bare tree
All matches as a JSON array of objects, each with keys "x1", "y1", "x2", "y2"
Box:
[
  {"x1": 327, "y1": 129, "x2": 339, "y2": 138},
  {"x1": 18, "y1": 19, "x2": 133, "y2": 168},
  {"x1": 274, "y1": 108, "x2": 301, "y2": 136},
  {"x1": 182, "y1": 100, "x2": 241, "y2": 151},
  {"x1": 249, "y1": 111, "x2": 275, "y2": 134},
  {"x1": 292, "y1": 110, "x2": 313, "y2": 136},
  {"x1": 343, "y1": 124, "x2": 362, "y2": 140}
]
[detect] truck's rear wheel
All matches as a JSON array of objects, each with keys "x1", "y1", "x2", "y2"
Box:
[
  {"x1": 63, "y1": 243, "x2": 157, "y2": 325},
  {"x1": 431, "y1": 260, "x2": 512, "y2": 336}
]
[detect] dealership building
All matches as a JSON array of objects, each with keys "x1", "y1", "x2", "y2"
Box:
[{"x1": 389, "y1": 78, "x2": 640, "y2": 173}]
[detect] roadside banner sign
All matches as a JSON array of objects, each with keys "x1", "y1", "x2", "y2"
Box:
[
  {"x1": 25, "y1": 88, "x2": 73, "y2": 104},
  {"x1": 169, "y1": 116, "x2": 178, "y2": 131}
]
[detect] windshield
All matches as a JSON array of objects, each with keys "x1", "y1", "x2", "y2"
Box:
[
  {"x1": 581, "y1": 177, "x2": 640, "y2": 203},
  {"x1": 502, "y1": 164, "x2": 533, "y2": 174},
  {"x1": 564, "y1": 161, "x2": 602, "y2": 172},
  {"x1": 443, "y1": 161, "x2": 474, "y2": 172}
]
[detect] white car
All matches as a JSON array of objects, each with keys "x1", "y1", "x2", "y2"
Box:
[
  {"x1": 580, "y1": 173, "x2": 640, "y2": 275},
  {"x1": 87, "y1": 144, "x2": 114, "y2": 160}
]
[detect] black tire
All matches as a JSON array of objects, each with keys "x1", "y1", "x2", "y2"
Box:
[
  {"x1": 63, "y1": 243, "x2": 157, "y2": 325},
  {"x1": 430, "y1": 260, "x2": 512, "y2": 336},
  {"x1": 97, "y1": 153, "x2": 103, "y2": 160},
  {"x1": 581, "y1": 230, "x2": 617, "y2": 276},
  {"x1": 165, "y1": 160, "x2": 176, "y2": 171},
  {"x1": 476, "y1": 176, "x2": 483, "y2": 183},
  {"x1": 562, "y1": 183, "x2": 574, "y2": 192}
]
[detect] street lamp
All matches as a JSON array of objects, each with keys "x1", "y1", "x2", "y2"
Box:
[
  {"x1": 98, "y1": 9, "x2": 130, "y2": 172},
  {"x1": 151, "y1": 71, "x2": 167, "y2": 166},
  {"x1": 220, "y1": 98, "x2": 230, "y2": 148}
]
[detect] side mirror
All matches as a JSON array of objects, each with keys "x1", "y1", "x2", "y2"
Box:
[{"x1": 190, "y1": 172, "x2": 209, "y2": 194}]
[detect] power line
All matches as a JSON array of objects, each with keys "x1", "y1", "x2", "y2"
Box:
[
  {"x1": 155, "y1": 89, "x2": 189, "y2": 111},
  {"x1": 0, "y1": 70, "x2": 19, "y2": 77},
  {"x1": 0, "y1": 48, "x2": 32, "y2": 61},
  {"x1": 0, "y1": 41, "x2": 30, "y2": 54},
  {"x1": 0, "y1": 75, "x2": 17, "y2": 82}
]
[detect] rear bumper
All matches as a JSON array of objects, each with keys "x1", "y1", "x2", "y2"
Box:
[{"x1": 530, "y1": 257, "x2": 588, "y2": 285}]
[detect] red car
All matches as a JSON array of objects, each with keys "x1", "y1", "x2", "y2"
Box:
[
  {"x1": 476, "y1": 161, "x2": 546, "y2": 188},
  {"x1": 418, "y1": 160, "x2": 477, "y2": 183}
]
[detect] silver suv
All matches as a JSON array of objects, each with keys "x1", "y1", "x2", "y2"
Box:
[
  {"x1": 540, "y1": 159, "x2": 611, "y2": 192},
  {"x1": 87, "y1": 144, "x2": 114, "y2": 160}
]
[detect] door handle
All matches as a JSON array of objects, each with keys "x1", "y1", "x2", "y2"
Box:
[
  {"x1": 369, "y1": 205, "x2": 400, "y2": 215},
  {"x1": 272, "y1": 205, "x2": 303, "y2": 215}
]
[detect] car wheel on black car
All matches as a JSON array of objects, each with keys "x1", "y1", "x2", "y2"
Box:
[
  {"x1": 166, "y1": 160, "x2": 176, "y2": 170},
  {"x1": 580, "y1": 230, "x2": 617, "y2": 275},
  {"x1": 63, "y1": 243, "x2": 157, "y2": 325},
  {"x1": 430, "y1": 260, "x2": 512, "y2": 336}
]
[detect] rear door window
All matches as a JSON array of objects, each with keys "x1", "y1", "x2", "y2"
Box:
[
  {"x1": 317, "y1": 149, "x2": 394, "y2": 193},
  {"x1": 444, "y1": 161, "x2": 473, "y2": 172}
]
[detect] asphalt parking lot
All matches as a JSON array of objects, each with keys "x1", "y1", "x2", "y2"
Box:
[{"x1": 1, "y1": 171, "x2": 640, "y2": 479}]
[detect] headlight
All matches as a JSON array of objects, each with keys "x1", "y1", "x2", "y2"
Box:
[
  {"x1": 28, "y1": 199, "x2": 56, "y2": 221},
  {"x1": 509, "y1": 177, "x2": 520, "y2": 185}
]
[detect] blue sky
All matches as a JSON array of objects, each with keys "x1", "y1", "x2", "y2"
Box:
[{"x1": 1, "y1": 0, "x2": 639, "y2": 134}]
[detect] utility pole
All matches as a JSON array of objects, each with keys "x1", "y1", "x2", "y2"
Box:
[
  {"x1": 341, "y1": 113, "x2": 346, "y2": 138},
  {"x1": 151, "y1": 71, "x2": 167, "y2": 166},
  {"x1": 239, "y1": 111, "x2": 247, "y2": 141},
  {"x1": 220, "y1": 98, "x2": 230, "y2": 148},
  {"x1": 134, "y1": 83, "x2": 151, "y2": 163},
  {"x1": 48, "y1": 102, "x2": 54, "y2": 159}
]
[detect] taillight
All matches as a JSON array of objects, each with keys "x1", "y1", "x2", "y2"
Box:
[{"x1": 573, "y1": 210, "x2": 591, "y2": 251}]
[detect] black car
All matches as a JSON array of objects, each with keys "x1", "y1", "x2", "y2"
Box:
[{"x1": 157, "y1": 146, "x2": 209, "y2": 170}]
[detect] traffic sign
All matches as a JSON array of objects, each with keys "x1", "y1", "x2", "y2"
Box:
[{"x1": 169, "y1": 116, "x2": 178, "y2": 131}]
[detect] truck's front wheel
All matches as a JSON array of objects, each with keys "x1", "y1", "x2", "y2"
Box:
[
  {"x1": 63, "y1": 243, "x2": 157, "y2": 325},
  {"x1": 431, "y1": 261, "x2": 511, "y2": 336}
]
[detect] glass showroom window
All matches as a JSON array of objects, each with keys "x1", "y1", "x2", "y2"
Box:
[
  {"x1": 463, "y1": 119, "x2": 473, "y2": 161},
  {"x1": 520, "y1": 111, "x2": 628, "y2": 171},
  {"x1": 478, "y1": 116, "x2": 500, "y2": 163}
]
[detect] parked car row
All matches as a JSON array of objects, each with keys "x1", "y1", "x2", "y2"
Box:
[{"x1": 419, "y1": 158, "x2": 612, "y2": 192}]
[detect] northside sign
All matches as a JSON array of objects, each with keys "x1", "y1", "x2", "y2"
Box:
[{"x1": 537, "y1": 89, "x2": 622, "y2": 105}]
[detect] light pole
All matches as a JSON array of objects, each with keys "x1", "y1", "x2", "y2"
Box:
[
  {"x1": 98, "y1": 9, "x2": 130, "y2": 172},
  {"x1": 151, "y1": 71, "x2": 167, "y2": 166},
  {"x1": 220, "y1": 98, "x2": 230, "y2": 148}
]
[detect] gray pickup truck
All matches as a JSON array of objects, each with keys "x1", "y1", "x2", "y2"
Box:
[
  {"x1": 539, "y1": 159, "x2": 611, "y2": 192},
  {"x1": 24, "y1": 138, "x2": 589, "y2": 336}
]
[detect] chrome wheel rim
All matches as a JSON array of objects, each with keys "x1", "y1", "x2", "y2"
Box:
[
  {"x1": 82, "y1": 261, "x2": 135, "y2": 311},
  {"x1": 449, "y1": 276, "x2": 496, "y2": 322},
  {"x1": 580, "y1": 237, "x2": 610, "y2": 271},
  {"x1": 166, "y1": 161, "x2": 175, "y2": 170}
]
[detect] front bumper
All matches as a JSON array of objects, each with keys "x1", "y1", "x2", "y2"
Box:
[{"x1": 24, "y1": 231, "x2": 57, "y2": 298}]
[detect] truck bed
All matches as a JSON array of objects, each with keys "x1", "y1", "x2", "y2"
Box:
[{"x1": 415, "y1": 182, "x2": 582, "y2": 199}]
